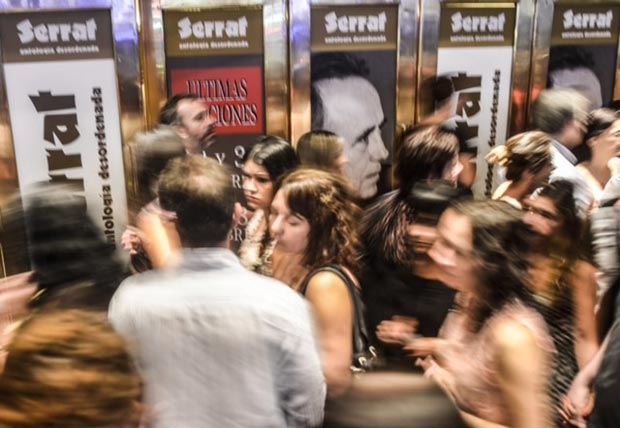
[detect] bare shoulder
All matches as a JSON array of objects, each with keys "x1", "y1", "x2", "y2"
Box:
[
  {"x1": 307, "y1": 270, "x2": 349, "y2": 295},
  {"x1": 572, "y1": 260, "x2": 597, "y2": 281},
  {"x1": 492, "y1": 317, "x2": 539, "y2": 352}
]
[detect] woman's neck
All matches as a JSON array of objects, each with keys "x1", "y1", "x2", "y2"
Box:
[{"x1": 584, "y1": 158, "x2": 611, "y2": 188}]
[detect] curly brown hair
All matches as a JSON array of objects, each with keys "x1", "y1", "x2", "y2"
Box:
[
  {"x1": 0, "y1": 310, "x2": 142, "y2": 428},
  {"x1": 277, "y1": 168, "x2": 362, "y2": 276}
]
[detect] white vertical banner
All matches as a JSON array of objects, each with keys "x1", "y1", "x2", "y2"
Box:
[
  {"x1": 437, "y1": 3, "x2": 516, "y2": 197},
  {"x1": 0, "y1": 9, "x2": 128, "y2": 250}
]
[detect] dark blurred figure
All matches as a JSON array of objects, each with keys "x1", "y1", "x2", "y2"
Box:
[
  {"x1": 360, "y1": 125, "x2": 462, "y2": 368},
  {"x1": 296, "y1": 130, "x2": 348, "y2": 176},
  {"x1": 487, "y1": 131, "x2": 554, "y2": 209},
  {"x1": 523, "y1": 180, "x2": 598, "y2": 427},
  {"x1": 0, "y1": 186, "x2": 127, "y2": 367},
  {"x1": 121, "y1": 126, "x2": 186, "y2": 272},
  {"x1": 323, "y1": 372, "x2": 463, "y2": 428},
  {"x1": 109, "y1": 156, "x2": 324, "y2": 428},
  {"x1": 0, "y1": 310, "x2": 141, "y2": 428},
  {"x1": 422, "y1": 75, "x2": 477, "y2": 191},
  {"x1": 23, "y1": 187, "x2": 127, "y2": 311}
]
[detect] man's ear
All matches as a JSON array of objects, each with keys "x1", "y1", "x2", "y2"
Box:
[{"x1": 174, "y1": 124, "x2": 189, "y2": 140}]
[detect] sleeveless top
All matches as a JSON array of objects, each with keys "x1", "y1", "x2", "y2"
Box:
[
  {"x1": 438, "y1": 299, "x2": 555, "y2": 426},
  {"x1": 530, "y1": 281, "x2": 579, "y2": 426}
]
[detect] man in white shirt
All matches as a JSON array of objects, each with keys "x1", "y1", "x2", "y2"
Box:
[
  {"x1": 109, "y1": 156, "x2": 325, "y2": 428},
  {"x1": 532, "y1": 88, "x2": 593, "y2": 217}
]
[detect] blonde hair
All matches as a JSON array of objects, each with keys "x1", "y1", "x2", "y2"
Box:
[
  {"x1": 0, "y1": 310, "x2": 141, "y2": 428},
  {"x1": 487, "y1": 131, "x2": 552, "y2": 181},
  {"x1": 296, "y1": 130, "x2": 344, "y2": 173}
]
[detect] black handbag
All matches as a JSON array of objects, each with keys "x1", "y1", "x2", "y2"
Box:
[{"x1": 300, "y1": 265, "x2": 377, "y2": 372}]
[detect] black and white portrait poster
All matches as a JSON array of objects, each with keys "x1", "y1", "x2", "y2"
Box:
[
  {"x1": 310, "y1": 4, "x2": 398, "y2": 200},
  {"x1": 548, "y1": 4, "x2": 620, "y2": 110}
]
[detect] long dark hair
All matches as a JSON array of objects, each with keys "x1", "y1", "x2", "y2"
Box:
[
  {"x1": 536, "y1": 180, "x2": 581, "y2": 260},
  {"x1": 244, "y1": 135, "x2": 299, "y2": 182},
  {"x1": 451, "y1": 200, "x2": 534, "y2": 331},
  {"x1": 361, "y1": 125, "x2": 459, "y2": 269}
]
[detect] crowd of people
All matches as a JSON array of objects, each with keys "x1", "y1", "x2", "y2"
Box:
[{"x1": 2, "y1": 86, "x2": 620, "y2": 428}]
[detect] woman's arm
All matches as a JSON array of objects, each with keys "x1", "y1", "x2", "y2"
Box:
[
  {"x1": 571, "y1": 261, "x2": 600, "y2": 368},
  {"x1": 305, "y1": 270, "x2": 354, "y2": 396},
  {"x1": 493, "y1": 319, "x2": 552, "y2": 428}
]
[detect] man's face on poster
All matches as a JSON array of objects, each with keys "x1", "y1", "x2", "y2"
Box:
[
  {"x1": 549, "y1": 67, "x2": 603, "y2": 110},
  {"x1": 314, "y1": 76, "x2": 389, "y2": 199}
]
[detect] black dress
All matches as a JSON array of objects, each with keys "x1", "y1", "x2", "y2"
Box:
[
  {"x1": 530, "y1": 283, "x2": 579, "y2": 427},
  {"x1": 362, "y1": 261, "x2": 456, "y2": 369}
]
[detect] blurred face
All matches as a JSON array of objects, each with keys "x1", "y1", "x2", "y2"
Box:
[
  {"x1": 523, "y1": 195, "x2": 561, "y2": 238},
  {"x1": 530, "y1": 159, "x2": 555, "y2": 190},
  {"x1": 590, "y1": 119, "x2": 620, "y2": 162},
  {"x1": 269, "y1": 190, "x2": 310, "y2": 256},
  {"x1": 176, "y1": 99, "x2": 216, "y2": 154},
  {"x1": 315, "y1": 76, "x2": 389, "y2": 199},
  {"x1": 442, "y1": 154, "x2": 464, "y2": 185},
  {"x1": 429, "y1": 209, "x2": 478, "y2": 292},
  {"x1": 242, "y1": 160, "x2": 273, "y2": 211}
]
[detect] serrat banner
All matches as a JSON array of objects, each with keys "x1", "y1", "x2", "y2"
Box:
[
  {"x1": 0, "y1": 8, "x2": 128, "y2": 250},
  {"x1": 163, "y1": 7, "x2": 265, "y2": 243},
  {"x1": 310, "y1": 4, "x2": 399, "y2": 201},
  {"x1": 548, "y1": 4, "x2": 620, "y2": 110},
  {"x1": 437, "y1": 3, "x2": 516, "y2": 197}
]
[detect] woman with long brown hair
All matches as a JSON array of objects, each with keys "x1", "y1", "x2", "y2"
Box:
[{"x1": 270, "y1": 168, "x2": 363, "y2": 395}]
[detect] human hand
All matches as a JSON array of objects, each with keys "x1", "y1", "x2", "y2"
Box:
[
  {"x1": 403, "y1": 337, "x2": 442, "y2": 358},
  {"x1": 376, "y1": 316, "x2": 418, "y2": 346},
  {"x1": 416, "y1": 356, "x2": 456, "y2": 399},
  {"x1": 121, "y1": 226, "x2": 144, "y2": 255},
  {"x1": 559, "y1": 377, "x2": 594, "y2": 427}
]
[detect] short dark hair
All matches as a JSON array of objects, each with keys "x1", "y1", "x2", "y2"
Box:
[
  {"x1": 21, "y1": 186, "x2": 126, "y2": 310},
  {"x1": 395, "y1": 125, "x2": 459, "y2": 192},
  {"x1": 432, "y1": 75, "x2": 456, "y2": 110},
  {"x1": 158, "y1": 156, "x2": 234, "y2": 247},
  {"x1": 310, "y1": 53, "x2": 370, "y2": 130},
  {"x1": 244, "y1": 135, "x2": 299, "y2": 182},
  {"x1": 158, "y1": 93, "x2": 200, "y2": 125},
  {"x1": 133, "y1": 126, "x2": 186, "y2": 208},
  {"x1": 580, "y1": 108, "x2": 620, "y2": 161}
]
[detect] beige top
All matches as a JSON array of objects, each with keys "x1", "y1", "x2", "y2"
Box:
[{"x1": 438, "y1": 299, "x2": 554, "y2": 426}]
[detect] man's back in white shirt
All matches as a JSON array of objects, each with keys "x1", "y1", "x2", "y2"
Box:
[{"x1": 109, "y1": 248, "x2": 325, "y2": 428}]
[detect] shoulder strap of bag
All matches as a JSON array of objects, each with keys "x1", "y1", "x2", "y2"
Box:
[{"x1": 299, "y1": 265, "x2": 369, "y2": 355}]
